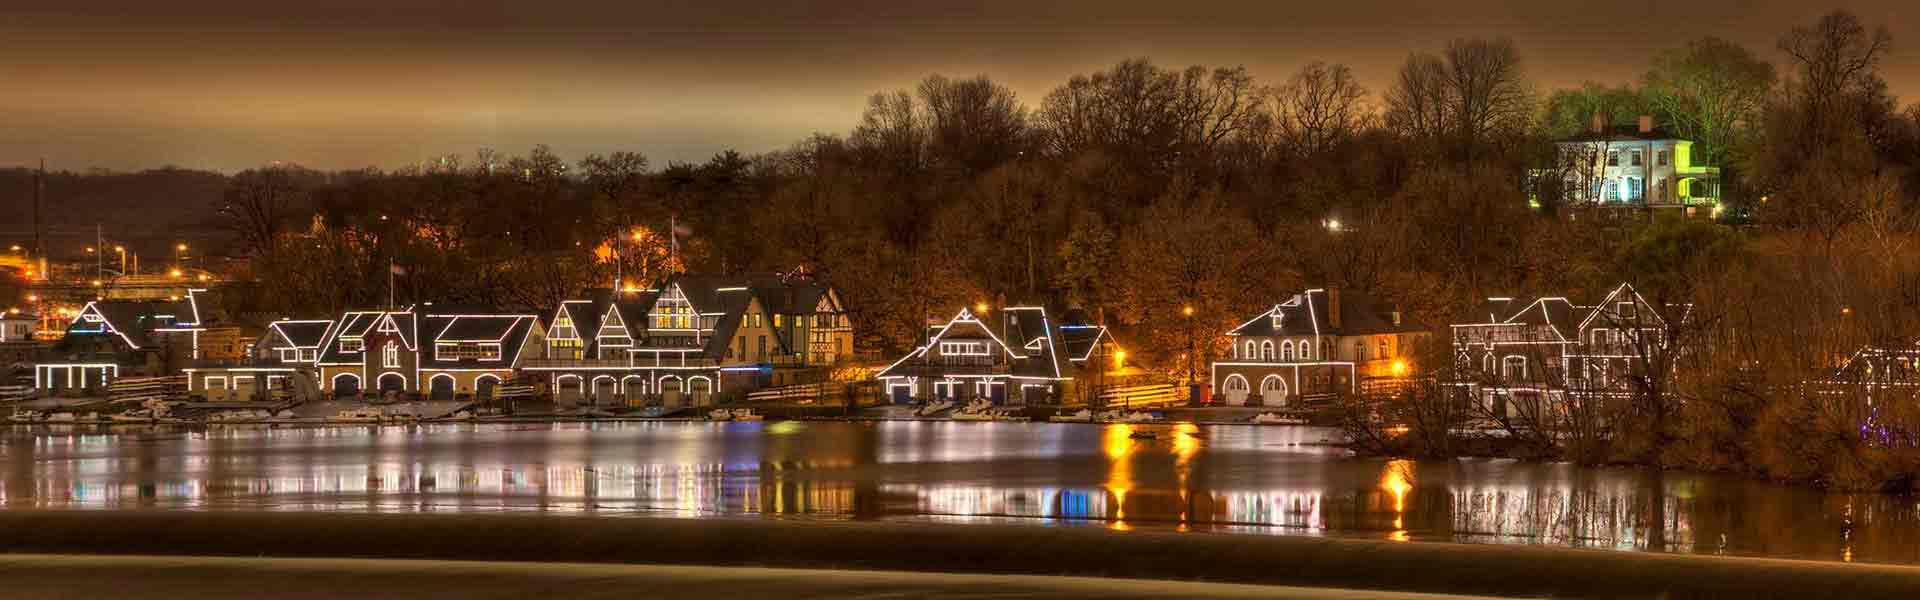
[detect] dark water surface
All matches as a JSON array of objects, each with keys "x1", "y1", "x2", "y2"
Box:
[{"x1": 5, "y1": 421, "x2": 1917, "y2": 564}]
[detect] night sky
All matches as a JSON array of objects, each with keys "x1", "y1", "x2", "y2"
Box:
[{"x1": 2, "y1": 1, "x2": 1912, "y2": 172}]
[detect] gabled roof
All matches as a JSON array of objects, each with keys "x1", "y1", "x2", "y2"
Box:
[
  {"x1": 267, "y1": 320, "x2": 333, "y2": 349},
  {"x1": 1504, "y1": 297, "x2": 1579, "y2": 342},
  {"x1": 421, "y1": 312, "x2": 540, "y2": 369},
  {"x1": 1230, "y1": 289, "x2": 1417, "y2": 337},
  {"x1": 877, "y1": 308, "x2": 1020, "y2": 379},
  {"x1": 877, "y1": 306, "x2": 1113, "y2": 381},
  {"x1": 67, "y1": 298, "x2": 194, "y2": 349},
  {"x1": 315, "y1": 310, "x2": 414, "y2": 364},
  {"x1": 1462, "y1": 283, "x2": 1691, "y2": 342}
]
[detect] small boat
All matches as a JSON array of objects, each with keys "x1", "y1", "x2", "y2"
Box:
[
  {"x1": 332, "y1": 407, "x2": 387, "y2": 423},
  {"x1": 110, "y1": 409, "x2": 157, "y2": 423},
  {"x1": 729, "y1": 408, "x2": 764, "y2": 421},
  {"x1": 1048, "y1": 409, "x2": 1094, "y2": 423},
  {"x1": 209, "y1": 409, "x2": 276, "y2": 422},
  {"x1": 1251, "y1": 412, "x2": 1308, "y2": 425},
  {"x1": 707, "y1": 408, "x2": 735, "y2": 421},
  {"x1": 10, "y1": 409, "x2": 46, "y2": 422},
  {"x1": 913, "y1": 400, "x2": 954, "y2": 417},
  {"x1": 1129, "y1": 430, "x2": 1158, "y2": 440},
  {"x1": 950, "y1": 409, "x2": 996, "y2": 422},
  {"x1": 1097, "y1": 410, "x2": 1160, "y2": 424}
]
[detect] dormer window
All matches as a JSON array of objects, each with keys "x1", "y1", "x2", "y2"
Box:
[{"x1": 339, "y1": 338, "x2": 363, "y2": 353}]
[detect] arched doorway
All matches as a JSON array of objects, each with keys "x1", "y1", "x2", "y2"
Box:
[
  {"x1": 1260, "y1": 375, "x2": 1288, "y2": 407},
  {"x1": 428, "y1": 374, "x2": 456, "y2": 401},
  {"x1": 591, "y1": 376, "x2": 618, "y2": 406},
  {"x1": 659, "y1": 376, "x2": 683, "y2": 407},
  {"x1": 475, "y1": 375, "x2": 499, "y2": 400},
  {"x1": 688, "y1": 377, "x2": 712, "y2": 406},
  {"x1": 377, "y1": 373, "x2": 406, "y2": 394},
  {"x1": 332, "y1": 373, "x2": 361, "y2": 398},
  {"x1": 621, "y1": 376, "x2": 648, "y2": 407},
  {"x1": 1222, "y1": 375, "x2": 1250, "y2": 405},
  {"x1": 555, "y1": 375, "x2": 583, "y2": 405}
]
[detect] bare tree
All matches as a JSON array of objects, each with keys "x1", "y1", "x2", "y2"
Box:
[
  {"x1": 1778, "y1": 11, "x2": 1892, "y2": 122},
  {"x1": 1268, "y1": 61, "x2": 1370, "y2": 158},
  {"x1": 1643, "y1": 37, "x2": 1776, "y2": 166},
  {"x1": 917, "y1": 75, "x2": 1029, "y2": 178},
  {"x1": 218, "y1": 163, "x2": 317, "y2": 258},
  {"x1": 1385, "y1": 38, "x2": 1534, "y2": 162}
]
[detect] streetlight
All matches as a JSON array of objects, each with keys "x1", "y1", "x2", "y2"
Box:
[
  {"x1": 974, "y1": 301, "x2": 989, "y2": 315},
  {"x1": 169, "y1": 268, "x2": 183, "y2": 278},
  {"x1": 1182, "y1": 305, "x2": 1196, "y2": 400}
]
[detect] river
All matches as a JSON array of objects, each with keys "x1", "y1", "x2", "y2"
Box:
[{"x1": 4, "y1": 421, "x2": 1916, "y2": 565}]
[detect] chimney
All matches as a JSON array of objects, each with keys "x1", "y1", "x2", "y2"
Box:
[
  {"x1": 1637, "y1": 115, "x2": 1653, "y2": 134},
  {"x1": 1327, "y1": 288, "x2": 1342, "y2": 330},
  {"x1": 1590, "y1": 113, "x2": 1606, "y2": 134}
]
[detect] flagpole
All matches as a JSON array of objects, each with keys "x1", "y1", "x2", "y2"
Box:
[{"x1": 388, "y1": 257, "x2": 395, "y2": 310}]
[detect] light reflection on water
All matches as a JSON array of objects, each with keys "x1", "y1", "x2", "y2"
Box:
[{"x1": 5, "y1": 421, "x2": 1918, "y2": 565}]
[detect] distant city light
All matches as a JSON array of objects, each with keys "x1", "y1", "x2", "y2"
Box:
[{"x1": 169, "y1": 269, "x2": 183, "y2": 278}]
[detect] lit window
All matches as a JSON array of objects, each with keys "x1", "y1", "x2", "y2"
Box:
[{"x1": 383, "y1": 343, "x2": 400, "y2": 368}]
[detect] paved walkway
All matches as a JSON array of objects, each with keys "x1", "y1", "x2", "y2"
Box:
[
  {"x1": 4, "y1": 511, "x2": 1919, "y2": 598},
  {"x1": 0, "y1": 554, "x2": 1497, "y2": 600}
]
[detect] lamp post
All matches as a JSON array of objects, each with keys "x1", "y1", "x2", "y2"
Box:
[{"x1": 1183, "y1": 305, "x2": 1197, "y2": 405}]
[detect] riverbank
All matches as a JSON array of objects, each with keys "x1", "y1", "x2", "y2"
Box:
[{"x1": 3, "y1": 511, "x2": 1919, "y2": 599}]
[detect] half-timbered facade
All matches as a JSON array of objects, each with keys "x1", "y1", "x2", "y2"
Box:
[
  {"x1": 1451, "y1": 283, "x2": 1688, "y2": 418},
  {"x1": 1210, "y1": 288, "x2": 1426, "y2": 407},
  {"x1": 524, "y1": 273, "x2": 852, "y2": 407}
]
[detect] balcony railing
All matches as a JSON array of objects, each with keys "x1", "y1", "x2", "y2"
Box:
[{"x1": 521, "y1": 354, "x2": 806, "y2": 370}]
